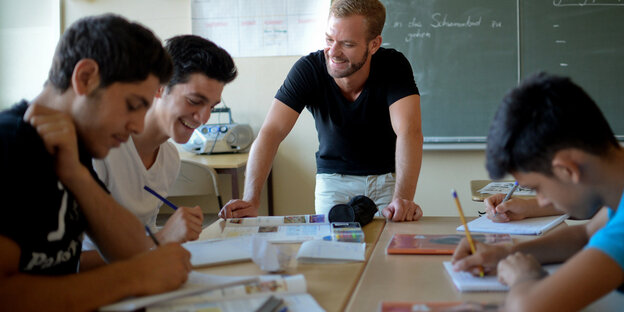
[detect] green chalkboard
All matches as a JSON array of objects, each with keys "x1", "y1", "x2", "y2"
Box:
[
  {"x1": 521, "y1": 1, "x2": 624, "y2": 139},
  {"x1": 380, "y1": 0, "x2": 624, "y2": 143}
]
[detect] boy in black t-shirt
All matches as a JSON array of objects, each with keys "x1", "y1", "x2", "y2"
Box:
[{"x1": 0, "y1": 14, "x2": 191, "y2": 310}]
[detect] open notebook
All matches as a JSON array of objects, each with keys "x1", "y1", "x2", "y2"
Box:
[
  {"x1": 443, "y1": 261, "x2": 508, "y2": 292},
  {"x1": 457, "y1": 214, "x2": 568, "y2": 235},
  {"x1": 443, "y1": 261, "x2": 561, "y2": 292}
]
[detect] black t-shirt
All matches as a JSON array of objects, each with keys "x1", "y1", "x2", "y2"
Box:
[
  {"x1": 0, "y1": 101, "x2": 95, "y2": 275},
  {"x1": 275, "y1": 48, "x2": 419, "y2": 175}
]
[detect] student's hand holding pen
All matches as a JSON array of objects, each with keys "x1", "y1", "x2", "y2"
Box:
[
  {"x1": 451, "y1": 238, "x2": 513, "y2": 276},
  {"x1": 158, "y1": 206, "x2": 204, "y2": 243},
  {"x1": 484, "y1": 194, "x2": 562, "y2": 223}
]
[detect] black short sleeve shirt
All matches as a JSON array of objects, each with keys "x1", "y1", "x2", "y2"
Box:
[{"x1": 275, "y1": 48, "x2": 419, "y2": 175}]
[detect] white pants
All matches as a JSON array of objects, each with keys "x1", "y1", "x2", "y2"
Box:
[{"x1": 314, "y1": 173, "x2": 396, "y2": 216}]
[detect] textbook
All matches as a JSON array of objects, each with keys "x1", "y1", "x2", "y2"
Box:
[
  {"x1": 380, "y1": 301, "x2": 501, "y2": 312},
  {"x1": 99, "y1": 272, "x2": 259, "y2": 311},
  {"x1": 221, "y1": 214, "x2": 331, "y2": 242},
  {"x1": 456, "y1": 214, "x2": 568, "y2": 235},
  {"x1": 477, "y1": 181, "x2": 536, "y2": 196},
  {"x1": 386, "y1": 233, "x2": 512, "y2": 255},
  {"x1": 146, "y1": 274, "x2": 324, "y2": 312}
]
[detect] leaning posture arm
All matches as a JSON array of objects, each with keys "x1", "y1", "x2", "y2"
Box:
[
  {"x1": 218, "y1": 99, "x2": 300, "y2": 219},
  {"x1": 485, "y1": 194, "x2": 563, "y2": 222},
  {"x1": 453, "y1": 208, "x2": 608, "y2": 274},
  {"x1": 381, "y1": 94, "x2": 424, "y2": 222},
  {"x1": 25, "y1": 104, "x2": 151, "y2": 260},
  {"x1": 0, "y1": 235, "x2": 191, "y2": 311},
  {"x1": 498, "y1": 209, "x2": 617, "y2": 311}
]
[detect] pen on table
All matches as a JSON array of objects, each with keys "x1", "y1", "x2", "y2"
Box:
[
  {"x1": 496, "y1": 181, "x2": 519, "y2": 217},
  {"x1": 143, "y1": 185, "x2": 178, "y2": 210},
  {"x1": 145, "y1": 225, "x2": 160, "y2": 246},
  {"x1": 452, "y1": 189, "x2": 484, "y2": 277}
]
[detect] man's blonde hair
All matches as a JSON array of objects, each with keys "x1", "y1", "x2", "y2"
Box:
[{"x1": 329, "y1": 0, "x2": 386, "y2": 41}]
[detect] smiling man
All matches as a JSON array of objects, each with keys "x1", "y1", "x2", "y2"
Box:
[
  {"x1": 219, "y1": 0, "x2": 424, "y2": 222},
  {"x1": 80, "y1": 35, "x2": 237, "y2": 270},
  {"x1": 452, "y1": 73, "x2": 624, "y2": 311},
  {"x1": 0, "y1": 15, "x2": 192, "y2": 310}
]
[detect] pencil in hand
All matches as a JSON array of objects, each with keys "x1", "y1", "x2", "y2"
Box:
[{"x1": 452, "y1": 189, "x2": 484, "y2": 277}]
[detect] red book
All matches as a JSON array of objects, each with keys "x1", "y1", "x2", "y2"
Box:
[{"x1": 386, "y1": 233, "x2": 512, "y2": 255}]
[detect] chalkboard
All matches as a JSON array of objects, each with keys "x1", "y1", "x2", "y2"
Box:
[
  {"x1": 380, "y1": 0, "x2": 624, "y2": 143},
  {"x1": 521, "y1": 0, "x2": 624, "y2": 138}
]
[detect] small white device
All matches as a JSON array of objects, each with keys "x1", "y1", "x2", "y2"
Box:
[{"x1": 181, "y1": 107, "x2": 253, "y2": 154}]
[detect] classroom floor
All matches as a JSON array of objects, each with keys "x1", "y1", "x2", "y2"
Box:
[{"x1": 156, "y1": 213, "x2": 219, "y2": 228}]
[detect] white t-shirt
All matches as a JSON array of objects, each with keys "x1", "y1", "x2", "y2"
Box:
[{"x1": 83, "y1": 137, "x2": 180, "y2": 251}]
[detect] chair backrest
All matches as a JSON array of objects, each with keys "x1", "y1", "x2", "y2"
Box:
[{"x1": 168, "y1": 159, "x2": 221, "y2": 197}]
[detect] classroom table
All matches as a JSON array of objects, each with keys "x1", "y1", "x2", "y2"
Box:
[
  {"x1": 195, "y1": 217, "x2": 387, "y2": 312},
  {"x1": 345, "y1": 217, "x2": 510, "y2": 311},
  {"x1": 345, "y1": 217, "x2": 624, "y2": 312},
  {"x1": 176, "y1": 145, "x2": 274, "y2": 215}
]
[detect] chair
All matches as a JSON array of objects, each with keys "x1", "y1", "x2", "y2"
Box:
[{"x1": 168, "y1": 159, "x2": 223, "y2": 209}]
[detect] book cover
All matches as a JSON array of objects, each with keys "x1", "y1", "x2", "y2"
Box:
[{"x1": 386, "y1": 234, "x2": 512, "y2": 255}]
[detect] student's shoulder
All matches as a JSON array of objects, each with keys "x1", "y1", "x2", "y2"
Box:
[
  {"x1": 0, "y1": 101, "x2": 39, "y2": 146},
  {"x1": 161, "y1": 140, "x2": 180, "y2": 164}
]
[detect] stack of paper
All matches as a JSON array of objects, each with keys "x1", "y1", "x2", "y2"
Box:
[
  {"x1": 146, "y1": 274, "x2": 324, "y2": 312},
  {"x1": 296, "y1": 240, "x2": 366, "y2": 263},
  {"x1": 457, "y1": 215, "x2": 568, "y2": 235},
  {"x1": 183, "y1": 236, "x2": 252, "y2": 268},
  {"x1": 99, "y1": 272, "x2": 259, "y2": 311}
]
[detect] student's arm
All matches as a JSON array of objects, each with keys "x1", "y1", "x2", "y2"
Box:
[
  {"x1": 218, "y1": 99, "x2": 300, "y2": 219},
  {"x1": 453, "y1": 208, "x2": 608, "y2": 274},
  {"x1": 485, "y1": 194, "x2": 563, "y2": 222},
  {"x1": 0, "y1": 235, "x2": 191, "y2": 311},
  {"x1": 381, "y1": 94, "x2": 424, "y2": 222},
  {"x1": 25, "y1": 104, "x2": 152, "y2": 260},
  {"x1": 499, "y1": 249, "x2": 623, "y2": 312}
]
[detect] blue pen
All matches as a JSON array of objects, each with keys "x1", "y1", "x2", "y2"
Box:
[
  {"x1": 143, "y1": 185, "x2": 178, "y2": 210},
  {"x1": 502, "y1": 181, "x2": 520, "y2": 203},
  {"x1": 145, "y1": 226, "x2": 160, "y2": 246},
  {"x1": 495, "y1": 181, "x2": 519, "y2": 217}
]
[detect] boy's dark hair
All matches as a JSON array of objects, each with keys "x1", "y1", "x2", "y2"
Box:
[
  {"x1": 164, "y1": 35, "x2": 237, "y2": 91},
  {"x1": 486, "y1": 72, "x2": 619, "y2": 179},
  {"x1": 47, "y1": 14, "x2": 172, "y2": 91}
]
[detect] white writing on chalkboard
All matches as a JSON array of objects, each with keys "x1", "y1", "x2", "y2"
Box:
[
  {"x1": 554, "y1": 0, "x2": 624, "y2": 7},
  {"x1": 393, "y1": 13, "x2": 504, "y2": 42},
  {"x1": 431, "y1": 13, "x2": 482, "y2": 28}
]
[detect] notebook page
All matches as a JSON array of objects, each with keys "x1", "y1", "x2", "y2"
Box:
[
  {"x1": 457, "y1": 214, "x2": 568, "y2": 235},
  {"x1": 443, "y1": 261, "x2": 508, "y2": 292}
]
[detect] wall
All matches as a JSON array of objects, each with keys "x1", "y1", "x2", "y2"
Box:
[
  {"x1": 3, "y1": 0, "x2": 491, "y2": 217},
  {"x1": 0, "y1": 0, "x2": 59, "y2": 109}
]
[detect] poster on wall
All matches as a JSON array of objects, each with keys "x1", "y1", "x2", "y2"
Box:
[{"x1": 191, "y1": 0, "x2": 330, "y2": 57}]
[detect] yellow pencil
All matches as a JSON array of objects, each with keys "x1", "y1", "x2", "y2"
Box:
[{"x1": 452, "y1": 189, "x2": 484, "y2": 277}]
